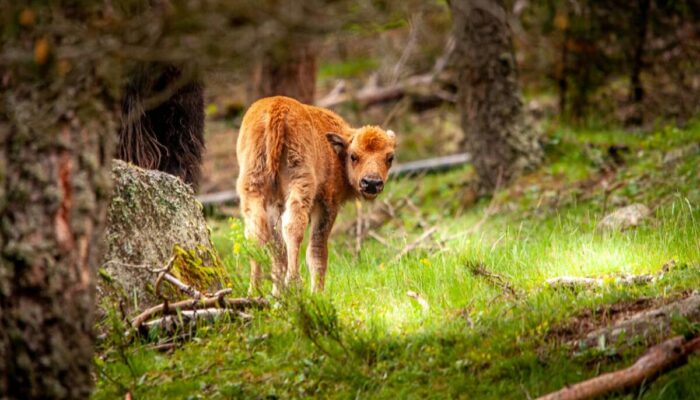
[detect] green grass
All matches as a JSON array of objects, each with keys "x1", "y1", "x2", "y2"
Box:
[{"x1": 94, "y1": 121, "x2": 700, "y2": 399}]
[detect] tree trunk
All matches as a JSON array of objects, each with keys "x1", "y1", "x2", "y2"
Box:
[
  {"x1": 449, "y1": 0, "x2": 542, "y2": 192},
  {"x1": 250, "y1": 44, "x2": 317, "y2": 105},
  {"x1": 627, "y1": 0, "x2": 651, "y2": 126},
  {"x1": 0, "y1": 79, "x2": 115, "y2": 397},
  {"x1": 118, "y1": 63, "x2": 205, "y2": 189}
]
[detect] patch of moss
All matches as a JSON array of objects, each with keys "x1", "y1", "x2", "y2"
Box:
[{"x1": 169, "y1": 245, "x2": 231, "y2": 295}]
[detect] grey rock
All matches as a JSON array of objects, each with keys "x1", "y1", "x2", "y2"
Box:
[
  {"x1": 597, "y1": 203, "x2": 651, "y2": 231},
  {"x1": 98, "y1": 160, "x2": 227, "y2": 316}
]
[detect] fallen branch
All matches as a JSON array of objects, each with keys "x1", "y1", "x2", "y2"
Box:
[
  {"x1": 131, "y1": 296, "x2": 268, "y2": 330},
  {"x1": 546, "y1": 261, "x2": 676, "y2": 291},
  {"x1": 545, "y1": 275, "x2": 654, "y2": 289},
  {"x1": 537, "y1": 335, "x2": 700, "y2": 400},
  {"x1": 391, "y1": 226, "x2": 439, "y2": 263},
  {"x1": 143, "y1": 308, "x2": 253, "y2": 335}
]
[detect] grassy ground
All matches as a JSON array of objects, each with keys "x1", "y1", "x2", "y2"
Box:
[{"x1": 94, "y1": 121, "x2": 700, "y2": 399}]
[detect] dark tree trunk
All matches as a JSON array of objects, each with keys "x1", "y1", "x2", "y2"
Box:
[
  {"x1": 0, "y1": 76, "x2": 115, "y2": 397},
  {"x1": 627, "y1": 0, "x2": 651, "y2": 126},
  {"x1": 558, "y1": 16, "x2": 570, "y2": 118},
  {"x1": 251, "y1": 45, "x2": 317, "y2": 105},
  {"x1": 449, "y1": 0, "x2": 542, "y2": 192},
  {"x1": 118, "y1": 63, "x2": 205, "y2": 189}
]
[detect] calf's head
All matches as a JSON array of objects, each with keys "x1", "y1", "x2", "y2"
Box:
[{"x1": 327, "y1": 126, "x2": 396, "y2": 200}]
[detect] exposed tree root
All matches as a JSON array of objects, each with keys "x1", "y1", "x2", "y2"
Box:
[
  {"x1": 574, "y1": 294, "x2": 700, "y2": 350},
  {"x1": 537, "y1": 335, "x2": 700, "y2": 400}
]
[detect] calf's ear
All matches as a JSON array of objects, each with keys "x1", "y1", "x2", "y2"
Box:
[{"x1": 326, "y1": 132, "x2": 348, "y2": 155}]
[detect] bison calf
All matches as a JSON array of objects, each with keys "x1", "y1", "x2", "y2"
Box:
[{"x1": 236, "y1": 96, "x2": 396, "y2": 295}]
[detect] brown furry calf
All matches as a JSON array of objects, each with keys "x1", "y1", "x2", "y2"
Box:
[{"x1": 236, "y1": 96, "x2": 396, "y2": 295}]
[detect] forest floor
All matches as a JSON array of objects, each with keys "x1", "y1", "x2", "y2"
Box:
[{"x1": 94, "y1": 120, "x2": 700, "y2": 399}]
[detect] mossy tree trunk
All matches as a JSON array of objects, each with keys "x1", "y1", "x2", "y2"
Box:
[
  {"x1": 449, "y1": 0, "x2": 543, "y2": 193},
  {"x1": 0, "y1": 57, "x2": 115, "y2": 400}
]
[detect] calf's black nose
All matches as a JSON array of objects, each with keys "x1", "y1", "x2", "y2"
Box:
[{"x1": 360, "y1": 177, "x2": 384, "y2": 194}]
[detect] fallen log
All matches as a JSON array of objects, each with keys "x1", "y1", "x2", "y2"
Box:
[
  {"x1": 197, "y1": 153, "x2": 471, "y2": 207},
  {"x1": 537, "y1": 335, "x2": 700, "y2": 400}
]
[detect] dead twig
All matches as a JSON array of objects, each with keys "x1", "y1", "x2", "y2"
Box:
[
  {"x1": 355, "y1": 199, "x2": 364, "y2": 256},
  {"x1": 391, "y1": 226, "x2": 439, "y2": 263},
  {"x1": 367, "y1": 230, "x2": 392, "y2": 247},
  {"x1": 466, "y1": 262, "x2": 519, "y2": 299},
  {"x1": 407, "y1": 290, "x2": 430, "y2": 311},
  {"x1": 537, "y1": 335, "x2": 700, "y2": 400}
]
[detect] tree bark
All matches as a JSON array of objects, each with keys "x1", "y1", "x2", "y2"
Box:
[
  {"x1": 118, "y1": 63, "x2": 205, "y2": 189},
  {"x1": 250, "y1": 44, "x2": 317, "y2": 105},
  {"x1": 450, "y1": 0, "x2": 543, "y2": 192},
  {"x1": 0, "y1": 77, "x2": 115, "y2": 397}
]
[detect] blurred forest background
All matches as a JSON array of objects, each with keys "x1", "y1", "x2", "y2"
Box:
[
  {"x1": 2, "y1": 1, "x2": 700, "y2": 399},
  {"x1": 198, "y1": 0, "x2": 700, "y2": 194}
]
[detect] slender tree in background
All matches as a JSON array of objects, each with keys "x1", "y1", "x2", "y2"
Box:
[
  {"x1": 449, "y1": 0, "x2": 542, "y2": 192},
  {"x1": 252, "y1": 44, "x2": 318, "y2": 104},
  {"x1": 628, "y1": 0, "x2": 651, "y2": 126}
]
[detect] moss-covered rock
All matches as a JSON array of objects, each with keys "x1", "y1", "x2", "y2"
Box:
[{"x1": 98, "y1": 160, "x2": 228, "y2": 316}]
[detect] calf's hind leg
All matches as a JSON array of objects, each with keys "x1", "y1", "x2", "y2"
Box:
[
  {"x1": 306, "y1": 204, "x2": 337, "y2": 293},
  {"x1": 267, "y1": 204, "x2": 288, "y2": 297},
  {"x1": 281, "y1": 183, "x2": 313, "y2": 289},
  {"x1": 240, "y1": 194, "x2": 270, "y2": 296}
]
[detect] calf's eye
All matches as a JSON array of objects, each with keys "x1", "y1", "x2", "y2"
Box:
[
  {"x1": 386, "y1": 154, "x2": 394, "y2": 165},
  {"x1": 350, "y1": 154, "x2": 359, "y2": 163}
]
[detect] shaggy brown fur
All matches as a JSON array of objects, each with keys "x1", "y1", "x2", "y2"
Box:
[
  {"x1": 118, "y1": 63, "x2": 205, "y2": 189},
  {"x1": 237, "y1": 96, "x2": 396, "y2": 294}
]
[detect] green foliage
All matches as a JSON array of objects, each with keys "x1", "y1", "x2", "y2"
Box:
[{"x1": 319, "y1": 57, "x2": 379, "y2": 79}]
